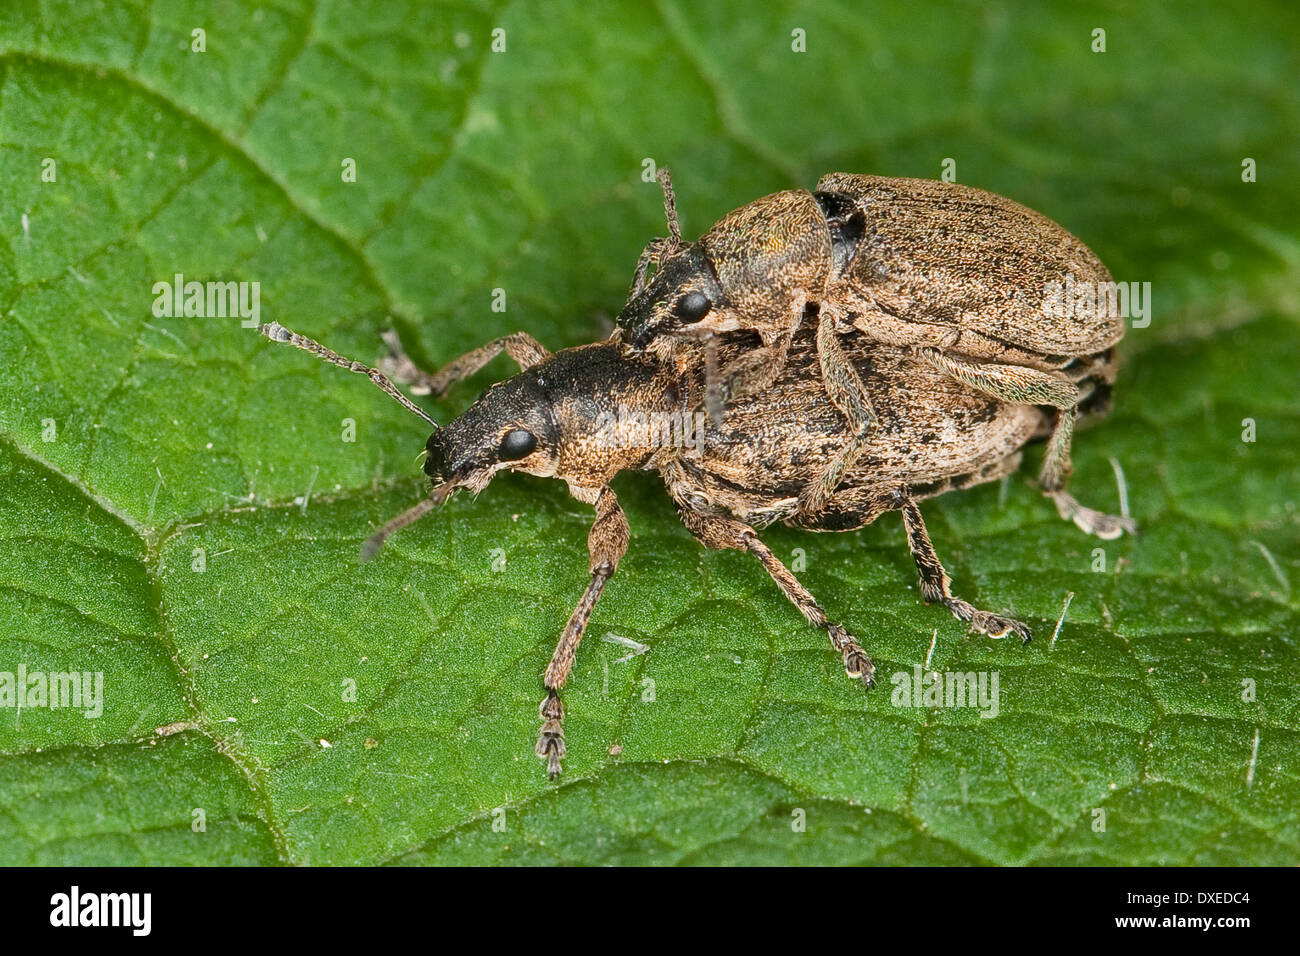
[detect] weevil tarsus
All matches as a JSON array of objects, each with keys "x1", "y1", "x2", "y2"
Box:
[
  {"x1": 671, "y1": 502, "x2": 875, "y2": 688},
  {"x1": 537, "y1": 484, "x2": 629, "y2": 777},
  {"x1": 741, "y1": 530, "x2": 876, "y2": 687},
  {"x1": 1041, "y1": 410, "x2": 1136, "y2": 540},
  {"x1": 895, "y1": 489, "x2": 1031, "y2": 642}
]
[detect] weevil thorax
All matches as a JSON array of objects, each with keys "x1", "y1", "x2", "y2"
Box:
[
  {"x1": 617, "y1": 189, "x2": 834, "y2": 353},
  {"x1": 424, "y1": 343, "x2": 687, "y2": 494},
  {"x1": 700, "y1": 189, "x2": 833, "y2": 320}
]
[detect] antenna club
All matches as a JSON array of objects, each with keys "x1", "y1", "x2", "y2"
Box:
[{"x1": 259, "y1": 321, "x2": 293, "y2": 343}]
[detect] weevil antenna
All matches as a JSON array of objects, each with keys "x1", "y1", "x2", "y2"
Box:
[
  {"x1": 358, "y1": 480, "x2": 457, "y2": 562},
  {"x1": 656, "y1": 167, "x2": 683, "y2": 249},
  {"x1": 258, "y1": 321, "x2": 439, "y2": 428}
]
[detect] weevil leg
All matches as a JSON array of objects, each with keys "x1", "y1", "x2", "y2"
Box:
[
  {"x1": 379, "y1": 330, "x2": 551, "y2": 397},
  {"x1": 912, "y1": 346, "x2": 1080, "y2": 407},
  {"x1": 693, "y1": 325, "x2": 795, "y2": 427},
  {"x1": 536, "y1": 485, "x2": 629, "y2": 779},
  {"x1": 1039, "y1": 409, "x2": 1135, "y2": 540},
  {"x1": 896, "y1": 488, "x2": 1032, "y2": 642},
  {"x1": 675, "y1": 507, "x2": 874, "y2": 689},
  {"x1": 911, "y1": 347, "x2": 1137, "y2": 539},
  {"x1": 718, "y1": 329, "x2": 794, "y2": 404},
  {"x1": 701, "y1": 302, "x2": 806, "y2": 426},
  {"x1": 629, "y1": 236, "x2": 672, "y2": 298},
  {"x1": 798, "y1": 305, "x2": 878, "y2": 514}
]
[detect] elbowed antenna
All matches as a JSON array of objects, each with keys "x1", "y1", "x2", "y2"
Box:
[
  {"x1": 657, "y1": 166, "x2": 683, "y2": 250},
  {"x1": 257, "y1": 321, "x2": 439, "y2": 428}
]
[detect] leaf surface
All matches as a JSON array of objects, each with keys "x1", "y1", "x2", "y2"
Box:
[{"x1": 0, "y1": 0, "x2": 1296, "y2": 864}]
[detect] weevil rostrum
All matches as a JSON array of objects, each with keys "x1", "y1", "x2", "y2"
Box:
[
  {"x1": 618, "y1": 170, "x2": 1137, "y2": 538},
  {"x1": 256, "y1": 306, "x2": 1121, "y2": 778}
]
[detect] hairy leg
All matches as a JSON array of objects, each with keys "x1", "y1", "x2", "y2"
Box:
[
  {"x1": 676, "y1": 507, "x2": 874, "y2": 688},
  {"x1": 719, "y1": 329, "x2": 794, "y2": 404},
  {"x1": 799, "y1": 306, "x2": 878, "y2": 514},
  {"x1": 535, "y1": 485, "x2": 629, "y2": 778},
  {"x1": 912, "y1": 346, "x2": 1136, "y2": 539},
  {"x1": 379, "y1": 330, "x2": 551, "y2": 397},
  {"x1": 895, "y1": 487, "x2": 1031, "y2": 641}
]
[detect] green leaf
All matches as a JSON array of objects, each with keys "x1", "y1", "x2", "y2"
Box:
[{"x1": 1, "y1": 0, "x2": 1296, "y2": 865}]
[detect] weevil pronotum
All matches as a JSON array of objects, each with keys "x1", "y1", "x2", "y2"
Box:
[
  {"x1": 256, "y1": 313, "x2": 1121, "y2": 778},
  {"x1": 617, "y1": 170, "x2": 1137, "y2": 539}
]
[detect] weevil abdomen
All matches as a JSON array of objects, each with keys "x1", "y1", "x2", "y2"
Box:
[
  {"x1": 671, "y1": 332, "x2": 1043, "y2": 529},
  {"x1": 816, "y1": 173, "x2": 1126, "y2": 365}
]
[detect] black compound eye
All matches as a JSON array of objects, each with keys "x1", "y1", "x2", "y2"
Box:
[
  {"x1": 674, "y1": 291, "x2": 712, "y2": 323},
  {"x1": 498, "y1": 428, "x2": 538, "y2": 461}
]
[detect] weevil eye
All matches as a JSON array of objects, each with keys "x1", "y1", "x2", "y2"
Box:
[
  {"x1": 498, "y1": 428, "x2": 538, "y2": 461},
  {"x1": 674, "y1": 291, "x2": 712, "y2": 323}
]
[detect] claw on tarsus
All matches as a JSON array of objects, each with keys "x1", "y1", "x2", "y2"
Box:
[{"x1": 536, "y1": 691, "x2": 566, "y2": 779}]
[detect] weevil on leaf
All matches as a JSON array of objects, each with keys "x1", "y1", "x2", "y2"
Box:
[
  {"x1": 256, "y1": 313, "x2": 1122, "y2": 778},
  {"x1": 617, "y1": 170, "x2": 1136, "y2": 538}
]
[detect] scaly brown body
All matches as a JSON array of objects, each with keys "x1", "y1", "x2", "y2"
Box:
[
  {"x1": 815, "y1": 173, "x2": 1124, "y2": 366},
  {"x1": 664, "y1": 328, "x2": 1044, "y2": 532},
  {"x1": 616, "y1": 171, "x2": 1133, "y2": 535},
  {"x1": 258, "y1": 315, "x2": 1122, "y2": 777}
]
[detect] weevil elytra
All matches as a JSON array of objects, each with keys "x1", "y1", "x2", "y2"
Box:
[
  {"x1": 256, "y1": 314, "x2": 1113, "y2": 778},
  {"x1": 617, "y1": 170, "x2": 1136, "y2": 539}
]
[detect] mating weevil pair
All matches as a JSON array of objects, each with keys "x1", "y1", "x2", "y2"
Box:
[
  {"x1": 257, "y1": 170, "x2": 1134, "y2": 779},
  {"x1": 620, "y1": 169, "x2": 1134, "y2": 537}
]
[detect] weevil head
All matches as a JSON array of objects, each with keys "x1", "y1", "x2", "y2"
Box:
[
  {"x1": 423, "y1": 371, "x2": 560, "y2": 494},
  {"x1": 423, "y1": 342, "x2": 686, "y2": 497},
  {"x1": 616, "y1": 189, "x2": 834, "y2": 354},
  {"x1": 616, "y1": 243, "x2": 731, "y2": 354}
]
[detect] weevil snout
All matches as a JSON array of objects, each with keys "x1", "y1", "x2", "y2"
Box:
[
  {"x1": 422, "y1": 428, "x2": 453, "y2": 482},
  {"x1": 421, "y1": 377, "x2": 559, "y2": 493}
]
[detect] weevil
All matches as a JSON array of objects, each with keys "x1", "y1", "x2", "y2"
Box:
[
  {"x1": 617, "y1": 170, "x2": 1136, "y2": 538},
  {"x1": 256, "y1": 314, "x2": 1102, "y2": 778}
]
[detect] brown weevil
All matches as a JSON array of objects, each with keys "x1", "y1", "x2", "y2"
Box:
[
  {"x1": 617, "y1": 170, "x2": 1136, "y2": 538},
  {"x1": 256, "y1": 313, "x2": 1118, "y2": 778}
]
